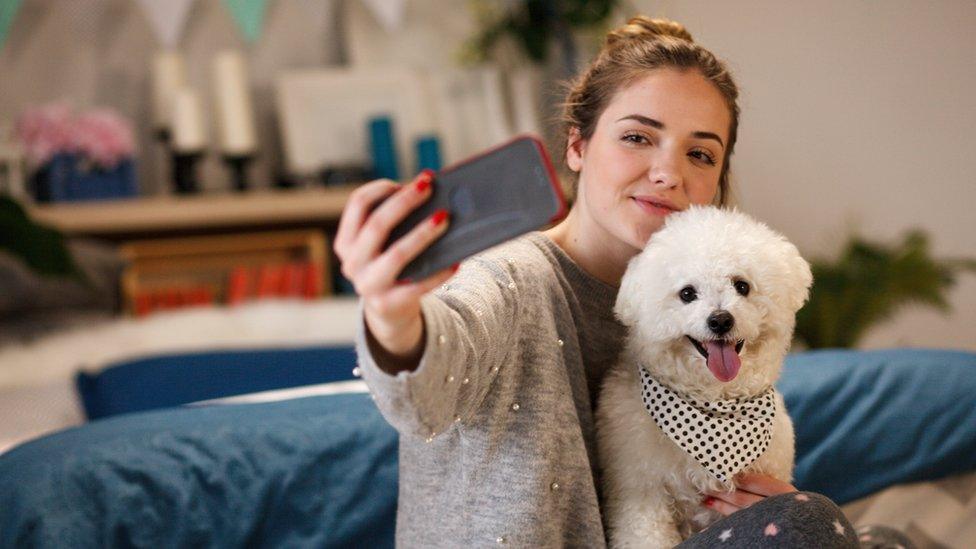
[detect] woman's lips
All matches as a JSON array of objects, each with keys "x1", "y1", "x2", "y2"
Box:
[{"x1": 632, "y1": 196, "x2": 679, "y2": 216}]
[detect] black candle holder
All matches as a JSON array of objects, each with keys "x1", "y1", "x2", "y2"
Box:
[
  {"x1": 222, "y1": 154, "x2": 253, "y2": 192},
  {"x1": 172, "y1": 150, "x2": 203, "y2": 194}
]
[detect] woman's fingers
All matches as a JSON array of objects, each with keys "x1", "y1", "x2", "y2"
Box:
[
  {"x1": 354, "y1": 208, "x2": 450, "y2": 295},
  {"x1": 705, "y1": 489, "x2": 764, "y2": 513},
  {"x1": 733, "y1": 473, "x2": 796, "y2": 497},
  {"x1": 361, "y1": 264, "x2": 459, "y2": 321},
  {"x1": 334, "y1": 179, "x2": 400, "y2": 261},
  {"x1": 353, "y1": 170, "x2": 435, "y2": 266},
  {"x1": 702, "y1": 473, "x2": 798, "y2": 516},
  {"x1": 703, "y1": 495, "x2": 740, "y2": 517},
  {"x1": 385, "y1": 263, "x2": 459, "y2": 303}
]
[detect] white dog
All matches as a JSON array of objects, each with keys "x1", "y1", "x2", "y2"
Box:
[{"x1": 597, "y1": 206, "x2": 813, "y2": 548}]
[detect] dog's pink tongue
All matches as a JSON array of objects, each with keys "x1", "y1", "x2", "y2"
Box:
[{"x1": 706, "y1": 341, "x2": 741, "y2": 382}]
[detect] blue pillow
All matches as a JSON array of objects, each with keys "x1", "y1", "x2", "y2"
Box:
[
  {"x1": 76, "y1": 345, "x2": 358, "y2": 419},
  {"x1": 779, "y1": 348, "x2": 976, "y2": 504},
  {"x1": 0, "y1": 393, "x2": 398, "y2": 548}
]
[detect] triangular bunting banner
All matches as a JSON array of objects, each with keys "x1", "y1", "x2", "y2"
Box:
[
  {"x1": 0, "y1": 0, "x2": 24, "y2": 51},
  {"x1": 223, "y1": 0, "x2": 270, "y2": 44},
  {"x1": 361, "y1": 0, "x2": 406, "y2": 31},
  {"x1": 135, "y1": 0, "x2": 196, "y2": 48}
]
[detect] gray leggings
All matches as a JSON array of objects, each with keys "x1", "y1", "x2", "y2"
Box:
[{"x1": 677, "y1": 492, "x2": 915, "y2": 548}]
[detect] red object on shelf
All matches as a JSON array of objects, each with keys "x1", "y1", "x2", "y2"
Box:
[
  {"x1": 280, "y1": 262, "x2": 305, "y2": 296},
  {"x1": 303, "y1": 261, "x2": 323, "y2": 299},
  {"x1": 160, "y1": 288, "x2": 181, "y2": 309},
  {"x1": 134, "y1": 292, "x2": 153, "y2": 317},
  {"x1": 227, "y1": 266, "x2": 252, "y2": 305},
  {"x1": 256, "y1": 265, "x2": 283, "y2": 298},
  {"x1": 186, "y1": 286, "x2": 213, "y2": 306}
]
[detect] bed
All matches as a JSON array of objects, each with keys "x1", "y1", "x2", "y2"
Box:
[{"x1": 1, "y1": 300, "x2": 974, "y2": 548}]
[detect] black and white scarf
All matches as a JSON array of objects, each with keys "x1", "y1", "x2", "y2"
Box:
[{"x1": 638, "y1": 366, "x2": 777, "y2": 483}]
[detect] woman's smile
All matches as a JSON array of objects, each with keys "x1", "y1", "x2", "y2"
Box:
[{"x1": 631, "y1": 195, "x2": 682, "y2": 217}]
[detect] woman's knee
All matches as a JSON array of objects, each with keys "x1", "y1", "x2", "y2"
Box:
[{"x1": 755, "y1": 491, "x2": 859, "y2": 547}]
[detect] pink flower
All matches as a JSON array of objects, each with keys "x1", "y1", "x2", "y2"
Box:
[
  {"x1": 70, "y1": 109, "x2": 135, "y2": 169},
  {"x1": 16, "y1": 104, "x2": 135, "y2": 169},
  {"x1": 764, "y1": 523, "x2": 779, "y2": 536},
  {"x1": 15, "y1": 103, "x2": 75, "y2": 166}
]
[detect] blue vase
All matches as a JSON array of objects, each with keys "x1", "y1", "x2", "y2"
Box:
[{"x1": 368, "y1": 115, "x2": 399, "y2": 181}]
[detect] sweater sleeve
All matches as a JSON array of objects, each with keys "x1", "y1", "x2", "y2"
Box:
[{"x1": 354, "y1": 255, "x2": 523, "y2": 439}]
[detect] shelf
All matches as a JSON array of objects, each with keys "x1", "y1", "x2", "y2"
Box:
[
  {"x1": 119, "y1": 229, "x2": 331, "y2": 316},
  {"x1": 26, "y1": 185, "x2": 360, "y2": 237}
]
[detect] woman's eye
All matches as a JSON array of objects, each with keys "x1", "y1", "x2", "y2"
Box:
[
  {"x1": 622, "y1": 133, "x2": 648, "y2": 145},
  {"x1": 679, "y1": 286, "x2": 698, "y2": 303},
  {"x1": 734, "y1": 280, "x2": 750, "y2": 296},
  {"x1": 689, "y1": 149, "x2": 717, "y2": 166}
]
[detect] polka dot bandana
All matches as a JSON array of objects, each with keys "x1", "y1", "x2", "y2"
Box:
[{"x1": 638, "y1": 366, "x2": 776, "y2": 483}]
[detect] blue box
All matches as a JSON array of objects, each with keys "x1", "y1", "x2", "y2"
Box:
[{"x1": 31, "y1": 153, "x2": 139, "y2": 202}]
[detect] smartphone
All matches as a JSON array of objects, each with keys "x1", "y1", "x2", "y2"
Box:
[{"x1": 385, "y1": 134, "x2": 568, "y2": 281}]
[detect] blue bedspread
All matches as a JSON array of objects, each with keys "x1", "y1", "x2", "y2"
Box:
[{"x1": 0, "y1": 393, "x2": 398, "y2": 548}]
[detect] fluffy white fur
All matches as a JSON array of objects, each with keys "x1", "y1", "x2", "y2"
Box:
[{"x1": 597, "y1": 206, "x2": 813, "y2": 548}]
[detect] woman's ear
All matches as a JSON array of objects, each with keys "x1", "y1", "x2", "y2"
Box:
[{"x1": 566, "y1": 127, "x2": 585, "y2": 173}]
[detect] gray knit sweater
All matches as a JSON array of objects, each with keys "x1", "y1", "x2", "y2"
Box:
[{"x1": 355, "y1": 232, "x2": 627, "y2": 548}]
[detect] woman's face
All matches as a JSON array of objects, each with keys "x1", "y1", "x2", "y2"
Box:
[{"x1": 567, "y1": 68, "x2": 730, "y2": 252}]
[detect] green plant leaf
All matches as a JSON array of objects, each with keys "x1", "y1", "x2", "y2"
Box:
[
  {"x1": 794, "y1": 229, "x2": 971, "y2": 349},
  {"x1": 0, "y1": 196, "x2": 80, "y2": 278}
]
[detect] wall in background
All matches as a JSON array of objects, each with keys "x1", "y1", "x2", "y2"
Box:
[{"x1": 628, "y1": 0, "x2": 975, "y2": 351}]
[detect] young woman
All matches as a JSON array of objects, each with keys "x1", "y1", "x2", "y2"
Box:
[{"x1": 335, "y1": 16, "x2": 912, "y2": 549}]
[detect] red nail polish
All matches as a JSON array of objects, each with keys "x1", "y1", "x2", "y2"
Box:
[
  {"x1": 415, "y1": 176, "x2": 431, "y2": 193},
  {"x1": 702, "y1": 497, "x2": 715, "y2": 507},
  {"x1": 451, "y1": 263, "x2": 460, "y2": 273},
  {"x1": 431, "y1": 209, "x2": 448, "y2": 225}
]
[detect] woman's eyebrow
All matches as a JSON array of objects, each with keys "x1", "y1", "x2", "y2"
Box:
[{"x1": 616, "y1": 114, "x2": 725, "y2": 148}]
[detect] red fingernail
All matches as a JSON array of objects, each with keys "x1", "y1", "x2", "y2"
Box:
[
  {"x1": 702, "y1": 497, "x2": 715, "y2": 507},
  {"x1": 396, "y1": 277, "x2": 413, "y2": 286},
  {"x1": 451, "y1": 263, "x2": 460, "y2": 273},
  {"x1": 431, "y1": 209, "x2": 448, "y2": 225},
  {"x1": 414, "y1": 170, "x2": 434, "y2": 193}
]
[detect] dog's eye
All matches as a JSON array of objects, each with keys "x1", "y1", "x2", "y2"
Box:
[
  {"x1": 734, "y1": 280, "x2": 750, "y2": 296},
  {"x1": 679, "y1": 286, "x2": 698, "y2": 303}
]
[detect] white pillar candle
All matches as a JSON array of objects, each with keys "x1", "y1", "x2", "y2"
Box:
[
  {"x1": 212, "y1": 50, "x2": 257, "y2": 156},
  {"x1": 151, "y1": 51, "x2": 187, "y2": 132},
  {"x1": 171, "y1": 88, "x2": 206, "y2": 153}
]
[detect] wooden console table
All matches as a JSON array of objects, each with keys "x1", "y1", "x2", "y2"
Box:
[
  {"x1": 26, "y1": 185, "x2": 361, "y2": 313},
  {"x1": 26, "y1": 184, "x2": 359, "y2": 239}
]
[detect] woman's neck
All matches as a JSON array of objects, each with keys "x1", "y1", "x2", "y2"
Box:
[{"x1": 543, "y1": 207, "x2": 637, "y2": 287}]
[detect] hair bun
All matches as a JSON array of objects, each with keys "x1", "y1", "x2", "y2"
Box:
[{"x1": 606, "y1": 16, "x2": 694, "y2": 47}]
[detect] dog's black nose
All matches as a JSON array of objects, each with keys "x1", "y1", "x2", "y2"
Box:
[{"x1": 707, "y1": 310, "x2": 735, "y2": 336}]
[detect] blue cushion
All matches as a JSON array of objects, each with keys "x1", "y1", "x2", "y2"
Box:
[
  {"x1": 780, "y1": 348, "x2": 976, "y2": 504},
  {"x1": 0, "y1": 393, "x2": 398, "y2": 548},
  {"x1": 76, "y1": 346, "x2": 358, "y2": 419}
]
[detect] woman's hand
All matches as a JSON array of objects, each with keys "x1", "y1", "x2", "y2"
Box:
[
  {"x1": 702, "y1": 473, "x2": 797, "y2": 516},
  {"x1": 333, "y1": 170, "x2": 456, "y2": 362}
]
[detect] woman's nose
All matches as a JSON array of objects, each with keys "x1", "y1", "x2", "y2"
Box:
[{"x1": 648, "y1": 154, "x2": 683, "y2": 189}]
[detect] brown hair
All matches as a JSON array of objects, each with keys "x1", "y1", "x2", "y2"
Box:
[{"x1": 559, "y1": 16, "x2": 740, "y2": 205}]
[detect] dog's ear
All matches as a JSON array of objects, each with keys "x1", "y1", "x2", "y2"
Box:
[
  {"x1": 782, "y1": 244, "x2": 813, "y2": 313},
  {"x1": 614, "y1": 254, "x2": 643, "y2": 326}
]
